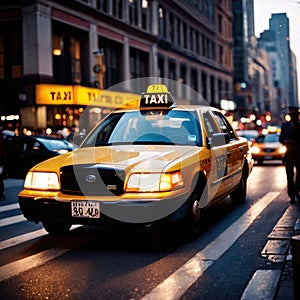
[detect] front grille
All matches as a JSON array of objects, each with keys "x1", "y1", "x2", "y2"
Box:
[
  {"x1": 60, "y1": 165, "x2": 125, "y2": 196},
  {"x1": 263, "y1": 148, "x2": 276, "y2": 153}
]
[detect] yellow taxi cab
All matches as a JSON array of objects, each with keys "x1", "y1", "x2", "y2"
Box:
[
  {"x1": 250, "y1": 133, "x2": 286, "y2": 165},
  {"x1": 18, "y1": 84, "x2": 253, "y2": 236}
]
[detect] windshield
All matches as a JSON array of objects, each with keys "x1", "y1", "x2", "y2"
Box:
[
  {"x1": 82, "y1": 110, "x2": 202, "y2": 147},
  {"x1": 36, "y1": 138, "x2": 74, "y2": 150},
  {"x1": 256, "y1": 134, "x2": 279, "y2": 143}
]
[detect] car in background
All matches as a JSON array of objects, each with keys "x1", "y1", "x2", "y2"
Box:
[
  {"x1": 4, "y1": 135, "x2": 76, "y2": 178},
  {"x1": 250, "y1": 133, "x2": 286, "y2": 165},
  {"x1": 236, "y1": 130, "x2": 259, "y2": 147}
]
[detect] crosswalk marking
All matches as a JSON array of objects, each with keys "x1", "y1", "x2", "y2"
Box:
[
  {"x1": 141, "y1": 192, "x2": 280, "y2": 300},
  {"x1": 0, "y1": 203, "x2": 20, "y2": 213},
  {"x1": 0, "y1": 224, "x2": 82, "y2": 251},
  {"x1": 0, "y1": 248, "x2": 70, "y2": 282},
  {"x1": 0, "y1": 215, "x2": 26, "y2": 227},
  {"x1": 0, "y1": 229, "x2": 47, "y2": 251}
]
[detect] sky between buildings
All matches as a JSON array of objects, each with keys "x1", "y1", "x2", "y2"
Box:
[{"x1": 253, "y1": 0, "x2": 300, "y2": 104}]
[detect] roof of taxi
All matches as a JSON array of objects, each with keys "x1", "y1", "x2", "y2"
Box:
[{"x1": 115, "y1": 104, "x2": 215, "y2": 113}]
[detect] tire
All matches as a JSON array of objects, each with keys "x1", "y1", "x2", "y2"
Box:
[
  {"x1": 42, "y1": 221, "x2": 71, "y2": 235},
  {"x1": 256, "y1": 160, "x2": 263, "y2": 165},
  {"x1": 183, "y1": 177, "x2": 206, "y2": 238},
  {"x1": 230, "y1": 171, "x2": 247, "y2": 204}
]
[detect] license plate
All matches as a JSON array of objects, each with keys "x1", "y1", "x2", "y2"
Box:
[
  {"x1": 264, "y1": 155, "x2": 272, "y2": 160},
  {"x1": 71, "y1": 201, "x2": 100, "y2": 218}
]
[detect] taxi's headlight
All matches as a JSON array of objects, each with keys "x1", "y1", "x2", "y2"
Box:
[
  {"x1": 279, "y1": 145, "x2": 287, "y2": 154},
  {"x1": 24, "y1": 172, "x2": 60, "y2": 190},
  {"x1": 125, "y1": 171, "x2": 184, "y2": 192},
  {"x1": 250, "y1": 146, "x2": 260, "y2": 154}
]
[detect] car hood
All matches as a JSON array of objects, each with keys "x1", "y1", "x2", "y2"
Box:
[{"x1": 31, "y1": 145, "x2": 200, "y2": 173}]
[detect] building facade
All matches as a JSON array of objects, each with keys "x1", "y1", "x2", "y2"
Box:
[{"x1": 0, "y1": 0, "x2": 233, "y2": 132}]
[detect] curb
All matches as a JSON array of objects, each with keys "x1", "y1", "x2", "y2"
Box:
[{"x1": 242, "y1": 205, "x2": 299, "y2": 300}]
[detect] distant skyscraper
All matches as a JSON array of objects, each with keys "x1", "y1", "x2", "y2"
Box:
[
  {"x1": 232, "y1": 0, "x2": 255, "y2": 84},
  {"x1": 259, "y1": 13, "x2": 298, "y2": 109}
]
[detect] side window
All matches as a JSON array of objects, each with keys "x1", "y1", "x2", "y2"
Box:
[
  {"x1": 212, "y1": 111, "x2": 236, "y2": 140},
  {"x1": 202, "y1": 111, "x2": 219, "y2": 137},
  {"x1": 33, "y1": 141, "x2": 42, "y2": 150}
]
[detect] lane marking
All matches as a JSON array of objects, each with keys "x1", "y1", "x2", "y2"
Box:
[
  {"x1": 0, "y1": 248, "x2": 70, "y2": 282},
  {"x1": 0, "y1": 229, "x2": 47, "y2": 251},
  {"x1": 142, "y1": 192, "x2": 280, "y2": 300},
  {"x1": 0, "y1": 225, "x2": 82, "y2": 251},
  {"x1": 0, "y1": 203, "x2": 20, "y2": 213},
  {"x1": 0, "y1": 215, "x2": 26, "y2": 227},
  {"x1": 0, "y1": 225, "x2": 89, "y2": 282}
]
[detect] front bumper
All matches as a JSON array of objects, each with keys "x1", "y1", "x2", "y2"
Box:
[
  {"x1": 18, "y1": 192, "x2": 191, "y2": 226},
  {"x1": 252, "y1": 153, "x2": 284, "y2": 161}
]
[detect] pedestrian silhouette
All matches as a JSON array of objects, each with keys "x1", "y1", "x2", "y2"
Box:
[{"x1": 279, "y1": 106, "x2": 300, "y2": 204}]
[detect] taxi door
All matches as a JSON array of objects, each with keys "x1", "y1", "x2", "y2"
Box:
[
  {"x1": 201, "y1": 111, "x2": 232, "y2": 203},
  {"x1": 212, "y1": 111, "x2": 245, "y2": 189}
]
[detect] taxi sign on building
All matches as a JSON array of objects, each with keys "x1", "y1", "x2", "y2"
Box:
[{"x1": 140, "y1": 84, "x2": 176, "y2": 109}]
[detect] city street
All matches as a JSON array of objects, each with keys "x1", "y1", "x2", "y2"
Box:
[{"x1": 0, "y1": 162, "x2": 299, "y2": 300}]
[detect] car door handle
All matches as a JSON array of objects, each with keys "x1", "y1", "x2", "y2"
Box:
[{"x1": 226, "y1": 151, "x2": 231, "y2": 158}]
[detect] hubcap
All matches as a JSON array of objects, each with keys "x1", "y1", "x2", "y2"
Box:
[{"x1": 192, "y1": 198, "x2": 200, "y2": 222}]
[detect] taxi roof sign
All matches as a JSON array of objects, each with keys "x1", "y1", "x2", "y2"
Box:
[
  {"x1": 140, "y1": 84, "x2": 176, "y2": 109},
  {"x1": 146, "y1": 84, "x2": 169, "y2": 93}
]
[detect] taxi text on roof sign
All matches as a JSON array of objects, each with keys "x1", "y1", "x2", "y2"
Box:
[{"x1": 140, "y1": 84, "x2": 176, "y2": 109}]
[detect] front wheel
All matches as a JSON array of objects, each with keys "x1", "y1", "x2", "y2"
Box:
[
  {"x1": 42, "y1": 221, "x2": 71, "y2": 235},
  {"x1": 183, "y1": 182, "x2": 206, "y2": 238},
  {"x1": 230, "y1": 172, "x2": 247, "y2": 204}
]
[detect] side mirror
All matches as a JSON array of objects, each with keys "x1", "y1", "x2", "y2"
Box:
[
  {"x1": 208, "y1": 133, "x2": 230, "y2": 148},
  {"x1": 73, "y1": 134, "x2": 86, "y2": 146}
]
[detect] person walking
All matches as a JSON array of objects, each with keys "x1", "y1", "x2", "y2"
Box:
[{"x1": 279, "y1": 106, "x2": 300, "y2": 204}]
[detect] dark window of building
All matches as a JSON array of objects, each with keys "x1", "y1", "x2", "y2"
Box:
[
  {"x1": 158, "y1": 6, "x2": 167, "y2": 38},
  {"x1": 168, "y1": 60, "x2": 176, "y2": 93},
  {"x1": 130, "y1": 48, "x2": 148, "y2": 79},
  {"x1": 219, "y1": 45, "x2": 223, "y2": 64},
  {"x1": 218, "y1": 14, "x2": 223, "y2": 33},
  {"x1": 97, "y1": 0, "x2": 109, "y2": 13},
  {"x1": 191, "y1": 68, "x2": 198, "y2": 92},
  {"x1": 211, "y1": 75, "x2": 215, "y2": 106},
  {"x1": 195, "y1": 31, "x2": 200, "y2": 54},
  {"x1": 100, "y1": 38, "x2": 122, "y2": 88},
  {"x1": 169, "y1": 61, "x2": 176, "y2": 80},
  {"x1": 112, "y1": 0, "x2": 123, "y2": 19},
  {"x1": 129, "y1": 1, "x2": 138, "y2": 26},
  {"x1": 201, "y1": 72, "x2": 207, "y2": 100},
  {"x1": 52, "y1": 23, "x2": 87, "y2": 85},
  {"x1": 180, "y1": 65, "x2": 187, "y2": 98},
  {"x1": 169, "y1": 13, "x2": 174, "y2": 42},
  {"x1": 177, "y1": 18, "x2": 181, "y2": 47},
  {"x1": 183, "y1": 23, "x2": 188, "y2": 49},
  {"x1": 158, "y1": 56, "x2": 164, "y2": 78},
  {"x1": 0, "y1": 27, "x2": 22, "y2": 80},
  {"x1": 142, "y1": 1, "x2": 151, "y2": 31},
  {"x1": 190, "y1": 27, "x2": 194, "y2": 51}
]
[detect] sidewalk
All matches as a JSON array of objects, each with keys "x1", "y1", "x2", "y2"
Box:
[{"x1": 275, "y1": 202, "x2": 300, "y2": 300}]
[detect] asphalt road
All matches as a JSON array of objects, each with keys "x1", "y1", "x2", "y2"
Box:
[{"x1": 0, "y1": 161, "x2": 299, "y2": 300}]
